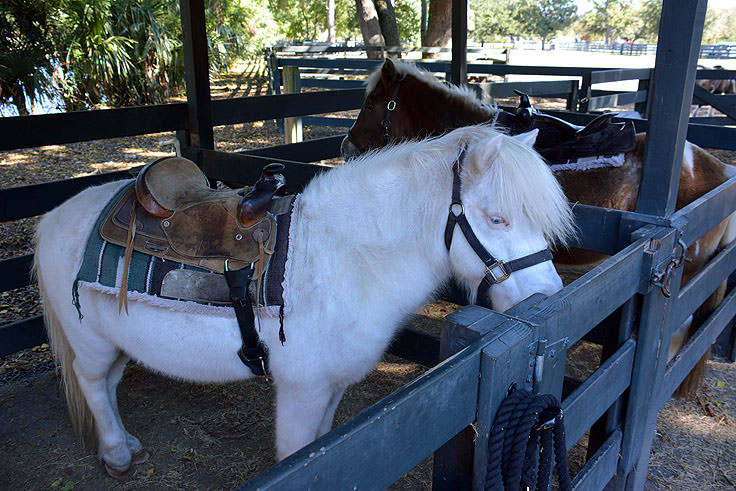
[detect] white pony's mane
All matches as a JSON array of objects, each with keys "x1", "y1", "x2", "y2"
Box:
[
  {"x1": 365, "y1": 59, "x2": 496, "y2": 115},
  {"x1": 316, "y1": 124, "x2": 574, "y2": 246}
]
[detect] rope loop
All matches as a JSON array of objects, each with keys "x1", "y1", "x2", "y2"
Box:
[{"x1": 485, "y1": 389, "x2": 571, "y2": 491}]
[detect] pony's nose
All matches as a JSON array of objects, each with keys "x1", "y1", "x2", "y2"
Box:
[{"x1": 341, "y1": 136, "x2": 360, "y2": 161}]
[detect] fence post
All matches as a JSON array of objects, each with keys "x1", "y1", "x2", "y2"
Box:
[
  {"x1": 617, "y1": 226, "x2": 679, "y2": 489},
  {"x1": 579, "y1": 72, "x2": 592, "y2": 112},
  {"x1": 634, "y1": 78, "x2": 649, "y2": 116},
  {"x1": 283, "y1": 66, "x2": 303, "y2": 144},
  {"x1": 566, "y1": 80, "x2": 579, "y2": 111},
  {"x1": 433, "y1": 295, "x2": 545, "y2": 490}
]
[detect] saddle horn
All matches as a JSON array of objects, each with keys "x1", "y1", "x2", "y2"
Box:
[{"x1": 237, "y1": 163, "x2": 287, "y2": 228}]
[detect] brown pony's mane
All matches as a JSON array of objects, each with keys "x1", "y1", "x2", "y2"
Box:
[{"x1": 365, "y1": 59, "x2": 497, "y2": 116}]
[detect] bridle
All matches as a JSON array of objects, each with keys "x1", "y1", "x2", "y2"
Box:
[
  {"x1": 444, "y1": 148, "x2": 554, "y2": 299},
  {"x1": 345, "y1": 75, "x2": 405, "y2": 154}
]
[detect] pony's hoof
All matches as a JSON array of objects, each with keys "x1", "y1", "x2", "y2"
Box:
[
  {"x1": 131, "y1": 448, "x2": 150, "y2": 465},
  {"x1": 103, "y1": 461, "x2": 134, "y2": 480}
]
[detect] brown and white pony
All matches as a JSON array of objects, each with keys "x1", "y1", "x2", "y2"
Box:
[
  {"x1": 342, "y1": 59, "x2": 736, "y2": 398},
  {"x1": 691, "y1": 65, "x2": 736, "y2": 117}
]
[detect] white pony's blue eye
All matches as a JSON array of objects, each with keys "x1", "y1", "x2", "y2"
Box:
[{"x1": 489, "y1": 215, "x2": 507, "y2": 226}]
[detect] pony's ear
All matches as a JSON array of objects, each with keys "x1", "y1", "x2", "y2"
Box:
[
  {"x1": 382, "y1": 58, "x2": 399, "y2": 83},
  {"x1": 513, "y1": 129, "x2": 539, "y2": 147},
  {"x1": 468, "y1": 133, "x2": 505, "y2": 175}
]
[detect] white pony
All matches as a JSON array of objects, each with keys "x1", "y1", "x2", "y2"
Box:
[{"x1": 34, "y1": 125, "x2": 575, "y2": 477}]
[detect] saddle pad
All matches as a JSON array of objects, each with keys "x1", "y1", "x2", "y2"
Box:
[
  {"x1": 548, "y1": 153, "x2": 625, "y2": 172},
  {"x1": 73, "y1": 182, "x2": 296, "y2": 317}
]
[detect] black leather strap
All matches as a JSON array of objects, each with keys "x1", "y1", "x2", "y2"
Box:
[
  {"x1": 224, "y1": 265, "x2": 269, "y2": 377},
  {"x1": 444, "y1": 149, "x2": 554, "y2": 299}
]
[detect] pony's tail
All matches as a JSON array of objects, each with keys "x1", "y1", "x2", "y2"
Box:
[{"x1": 33, "y1": 225, "x2": 97, "y2": 448}]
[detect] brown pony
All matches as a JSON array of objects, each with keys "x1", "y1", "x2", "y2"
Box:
[
  {"x1": 691, "y1": 65, "x2": 736, "y2": 117},
  {"x1": 342, "y1": 58, "x2": 736, "y2": 398}
]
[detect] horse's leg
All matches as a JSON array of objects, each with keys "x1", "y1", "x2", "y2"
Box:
[
  {"x1": 316, "y1": 386, "x2": 347, "y2": 437},
  {"x1": 673, "y1": 281, "x2": 725, "y2": 398},
  {"x1": 274, "y1": 383, "x2": 345, "y2": 460},
  {"x1": 105, "y1": 353, "x2": 148, "y2": 465},
  {"x1": 72, "y1": 345, "x2": 135, "y2": 477}
]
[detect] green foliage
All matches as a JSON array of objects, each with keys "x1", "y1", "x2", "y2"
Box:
[
  {"x1": 576, "y1": 0, "x2": 648, "y2": 43},
  {"x1": 471, "y1": 0, "x2": 520, "y2": 43},
  {"x1": 515, "y1": 0, "x2": 577, "y2": 46},
  {"x1": 0, "y1": 0, "x2": 58, "y2": 114},
  {"x1": 703, "y1": 7, "x2": 736, "y2": 44},
  {"x1": 395, "y1": 0, "x2": 420, "y2": 45},
  {"x1": 269, "y1": 0, "x2": 358, "y2": 42}
]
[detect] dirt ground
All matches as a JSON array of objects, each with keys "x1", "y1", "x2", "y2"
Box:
[{"x1": 2, "y1": 55, "x2": 736, "y2": 489}]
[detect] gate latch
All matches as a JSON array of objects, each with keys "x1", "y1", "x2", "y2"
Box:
[{"x1": 651, "y1": 239, "x2": 687, "y2": 298}]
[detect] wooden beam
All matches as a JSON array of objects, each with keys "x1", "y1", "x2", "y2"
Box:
[
  {"x1": 180, "y1": 0, "x2": 214, "y2": 150},
  {"x1": 450, "y1": 0, "x2": 467, "y2": 85},
  {"x1": 635, "y1": 0, "x2": 707, "y2": 217}
]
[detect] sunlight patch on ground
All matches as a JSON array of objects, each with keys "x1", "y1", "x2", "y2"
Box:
[
  {"x1": 0, "y1": 153, "x2": 28, "y2": 165},
  {"x1": 375, "y1": 362, "x2": 424, "y2": 377}
]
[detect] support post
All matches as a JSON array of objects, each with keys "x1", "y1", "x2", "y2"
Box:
[
  {"x1": 180, "y1": 0, "x2": 214, "y2": 151},
  {"x1": 617, "y1": 227, "x2": 679, "y2": 490},
  {"x1": 635, "y1": 0, "x2": 707, "y2": 217},
  {"x1": 283, "y1": 66, "x2": 303, "y2": 144},
  {"x1": 450, "y1": 0, "x2": 467, "y2": 86}
]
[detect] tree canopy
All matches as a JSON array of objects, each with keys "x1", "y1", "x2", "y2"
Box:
[{"x1": 2, "y1": 0, "x2": 736, "y2": 115}]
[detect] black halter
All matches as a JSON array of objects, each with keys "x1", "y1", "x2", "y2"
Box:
[
  {"x1": 346, "y1": 75, "x2": 405, "y2": 154},
  {"x1": 444, "y1": 149, "x2": 554, "y2": 299}
]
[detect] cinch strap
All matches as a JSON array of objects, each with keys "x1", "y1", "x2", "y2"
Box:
[{"x1": 224, "y1": 265, "x2": 269, "y2": 378}]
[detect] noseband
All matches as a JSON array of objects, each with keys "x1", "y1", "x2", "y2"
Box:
[
  {"x1": 346, "y1": 75, "x2": 405, "y2": 154},
  {"x1": 444, "y1": 149, "x2": 554, "y2": 299}
]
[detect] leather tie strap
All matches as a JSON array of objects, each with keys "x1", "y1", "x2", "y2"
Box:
[{"x1": 224, "y1": 264, "x2": 269, "y2": 378}]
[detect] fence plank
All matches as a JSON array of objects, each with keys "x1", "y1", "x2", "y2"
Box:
[
  {"x1": 662, "y1": 287, "x2": 736, "y2": 404},
  {"x1": 673, "y1": 241, "x2": 736, "y2": 328},
  {"x1": 590, "y1": 68, "x2": 652, "y2": 84},
  {"x1": 239, "y1": 345, "x2": 481, "y2": 490},
  {"x1": 211, "y1": 90, "x2": 365, "y2": 126},
  {"x1": 531, "y1": 237, "x2": 650, "y2": 345},
  {"x1": 562, "y1": 339, "x2": 635, "y2": 450},
  {"x1": 0, "y1": 168, "x2": 137, "y2": 222},
  {"x1": 571, "y1": 429, "x2": 622, "y2": 491},
  {"x1": 0, "y1": 104, "x2": 188, "y2": 151},
  {"x1": 0, "y1": 316, "x2": 46, "y2": 356},
  {"x1": 0, "y1": 255, "x2": 33, "y2": 292},
  {"x1": 672, "y1": 176, "x2": 736, "y2": 246}
]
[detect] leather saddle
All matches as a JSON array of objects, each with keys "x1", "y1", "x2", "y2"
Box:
[
  {"x1": 495, "y1": 92, "x2": 637, "y2": 164},
  {"x1": 100, "y1": 157, "x2": 289, "y2": 274}
]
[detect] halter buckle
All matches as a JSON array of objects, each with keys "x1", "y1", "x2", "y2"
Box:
[
  {"x1": 486, "y1": 260, "x2": 510, "y2": 284},
  {"x1": 387, "y1": 100, "x2": 396, "y2": 111}
]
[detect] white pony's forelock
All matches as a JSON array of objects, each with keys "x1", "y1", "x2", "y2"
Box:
[{"x1": 466, "y1": 131, "x2": 576, "y2": 246}]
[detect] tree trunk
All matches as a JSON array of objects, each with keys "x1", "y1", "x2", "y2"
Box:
[
  {"x1": 355, "y1": 0, "x2": 385, "y2": 59},
  {"x1": 375, "y1": 0, "x2": 400, "y2": 55},
  {"x1": 10, "y1": 82, "x2": 29, "y2": 116},
  {"x1": 421, "y1": 0, "x2": 428, "y2": 46},
  {"x1": 424, "y1": 0, "x2": 452, "y2": 59},
  {"x1": 327, "y1": 0, "x2": 336, "y2": 43}
]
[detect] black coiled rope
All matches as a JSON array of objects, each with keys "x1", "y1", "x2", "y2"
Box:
[{"x1": 486, "y1": 389, "x2": 572, "y2": 491}]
